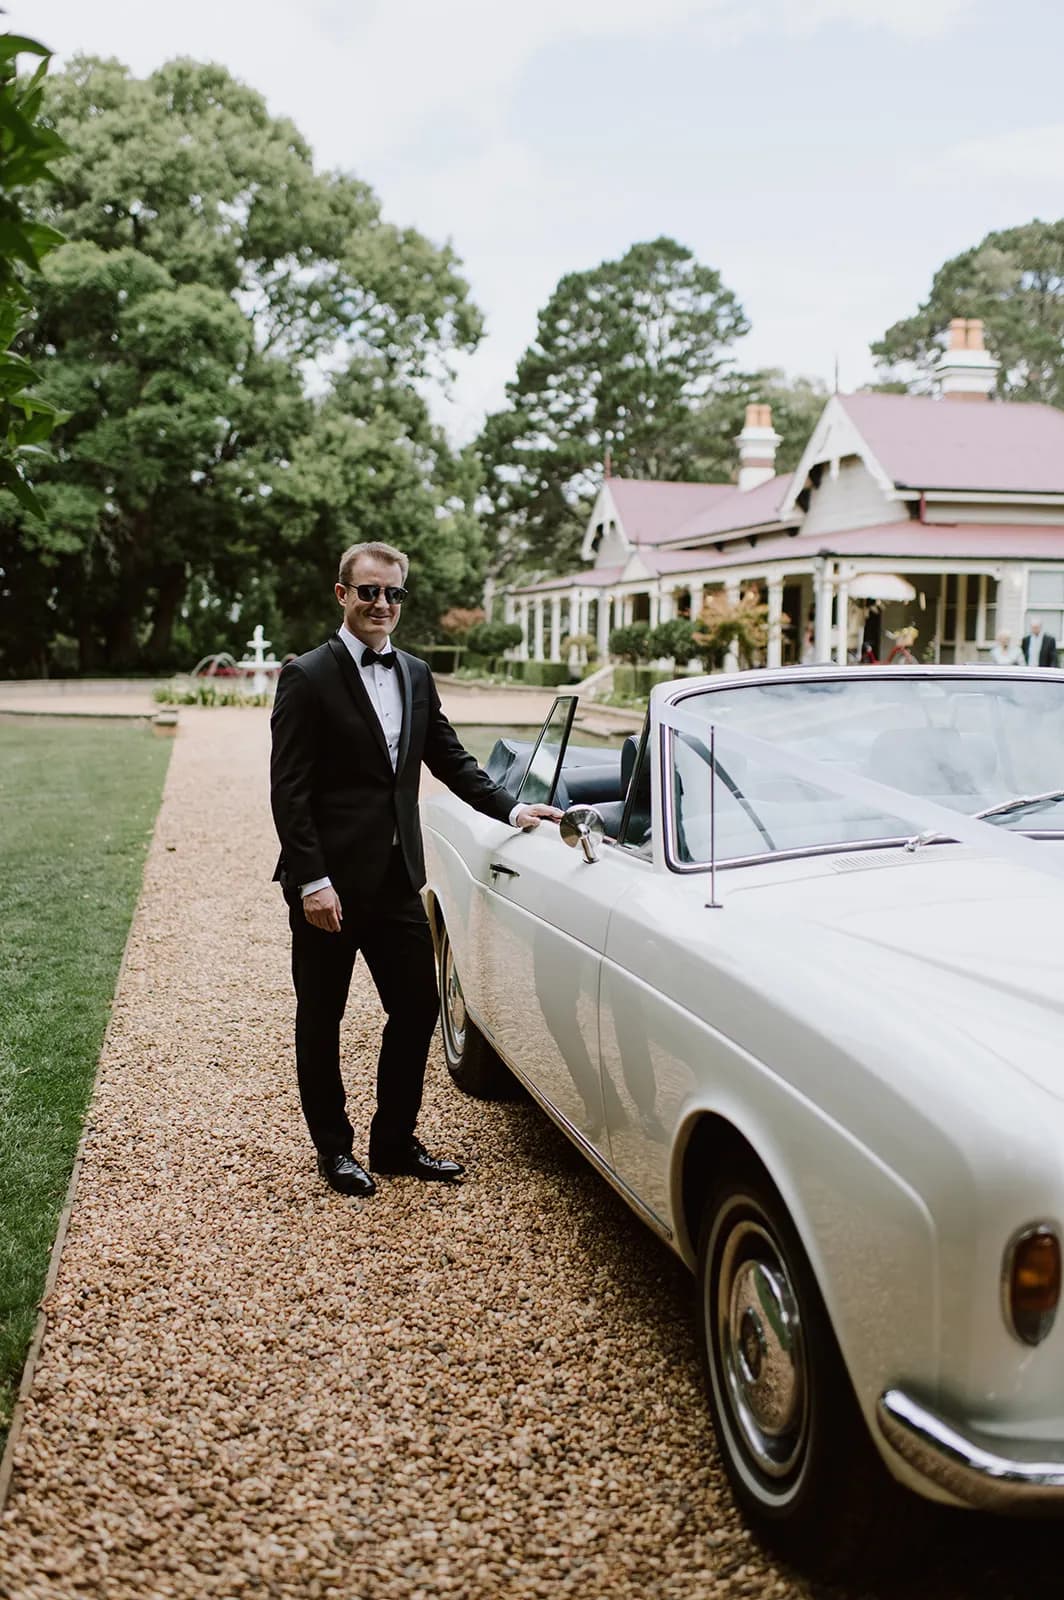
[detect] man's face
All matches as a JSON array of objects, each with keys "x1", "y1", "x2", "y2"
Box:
[
  {"x1": 335, "y1": 555, "x2": 405, "y2": 647},
  {"x1": 1032, "y1": 620, "x2": 1043, "y2": 636}
]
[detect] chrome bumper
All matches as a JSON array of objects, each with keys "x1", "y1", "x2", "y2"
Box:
[{"x1": 877, "y1": 1389, "x2": 1064, "y2": 1511}]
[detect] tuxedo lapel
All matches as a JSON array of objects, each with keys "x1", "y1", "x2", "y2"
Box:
[
  {"x1": 395, "y1": 651, "x2": 414, "y2": 778},
  {"x1": 326, "y1": 635, "x2": 392, "y2": 770}
]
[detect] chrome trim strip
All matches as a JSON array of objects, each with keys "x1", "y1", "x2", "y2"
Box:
[
  {"x1": 464, "y1": 998, "x2": 674, "y2": 1244},
  {"x1": 877, "y1": 1389, "x2": 1064, "y2": 1510}
]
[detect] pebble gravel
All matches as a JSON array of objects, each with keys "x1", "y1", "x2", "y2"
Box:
[{"x1": 0, "y1": 706, "x2": 1061, "y2": 1600}]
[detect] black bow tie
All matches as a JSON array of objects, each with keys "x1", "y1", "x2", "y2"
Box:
[{"x1": 361, "y1": 647, "x2": 396, "y2": 669}]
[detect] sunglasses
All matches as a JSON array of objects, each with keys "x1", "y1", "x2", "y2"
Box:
[{"x1": 346, "y1": 583, "x2": 408, "y2": 605}]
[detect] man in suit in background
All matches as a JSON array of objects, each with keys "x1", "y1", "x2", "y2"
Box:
[
  {"x1": 271, "y1": 541, "x2": 559, "y2": 1198},
  {"x1": 1022, "y1": 619, "x2": 1058, "y2": 668}
]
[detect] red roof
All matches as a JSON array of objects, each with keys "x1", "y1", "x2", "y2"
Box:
[
  {"x1": 515, "y1": 564, "x2": 624, "y2": 595},
  {"x1": 607, "y1": 478, "x2": 734, "y2": 545},
  {"x1": 662, "y1": 472, "x2": 796, "y2": 545},
  {"x1": 840, "y1": 393, "x2": 1064, "y2": 494},
  {"x1": 647, "y1": 522, "x2": 1064, "y2": 576},
  {"x1": 511, "y1": 522, "x2": 1064, "y2": 593}
]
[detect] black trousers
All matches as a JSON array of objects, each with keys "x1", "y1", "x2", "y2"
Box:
[{"x1": 287, "y1": 849, "x2": 440, "y2": 1157}]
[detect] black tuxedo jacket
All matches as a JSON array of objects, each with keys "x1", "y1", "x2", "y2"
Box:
[
  {"x1": 270, "y1": 635, "x2": 515, "y2": 903},
  {"x1": 1021, "y1": 633, "x2": 1058, "y2": 668}
]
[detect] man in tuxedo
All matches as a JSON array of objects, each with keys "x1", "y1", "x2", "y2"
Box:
[
  {"x1": 1021, "y1": 619, "x2": 1058, "y2": 668},
  {"x1": 271, "y1": 541, "x2": 559, "y2": 1198}
]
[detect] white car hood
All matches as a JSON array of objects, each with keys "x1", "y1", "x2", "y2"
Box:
[{"x1": 733, "y1": 845, "x2": 1064, "y2": 1101}]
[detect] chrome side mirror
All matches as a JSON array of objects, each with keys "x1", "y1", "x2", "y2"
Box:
[{"x1": 560, "y1": 804, "x2": 605, "y2": 863}]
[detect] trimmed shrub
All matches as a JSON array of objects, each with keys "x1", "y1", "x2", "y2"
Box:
[
  {"x1": 608, "y1": 622, "x2": 651, "y2": 663},
  {"x1": 519, "y1": 661, "x2": 578, "y2": 688},
  {"x1": 465, "y1": 621, "x2": 523, "y2": 658},
  {"x1": 405, "y1": 644, "x2": 463, "y2": 672},
  {"x1": 647, "y1": 617, "x2": 699, "y2": 665},
  {"x1": 613, "y1": 665, "x2": 677, "y2": 699}
]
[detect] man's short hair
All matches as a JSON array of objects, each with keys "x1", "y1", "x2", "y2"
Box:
[{"x1": 338, "y1": 541, "x2": 409, "y2": 585}]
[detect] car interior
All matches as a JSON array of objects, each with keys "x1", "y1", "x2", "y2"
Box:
[{"x1": 484, "y1": 731, "x2": 650, "y2": 848}]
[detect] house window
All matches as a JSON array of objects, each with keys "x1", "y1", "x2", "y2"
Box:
[{"x1": 1026, "y1": 571, "x2": 1064, "y2": 639}]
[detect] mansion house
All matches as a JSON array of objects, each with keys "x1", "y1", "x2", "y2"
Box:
[{"x1": 502, "y1": 320, "x2": 1064, "y2": 671}]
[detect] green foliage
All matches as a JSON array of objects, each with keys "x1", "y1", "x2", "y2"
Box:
[
  {"x1": 2, "y1": 55, "x2": 484, "y2": 675},
  {"x1": 560, "y1": 631, "x2": 599, "y2": 665},
  {"x1": 608, "y1": 621, "x2": 651, "y2": 663},
  {"x1": 477, "y1": 237, "x2": 749, "y2": 578},
  {"x1": 153, "y1": 681, "x2": 269, "y2": 707},
  {"x1": 0, "y1": 32, "x2": 68, "y2": 518},
  {"x1": 872, "y1": 220, "x2": 1064, "y2": 404},
  {"x1": 646, "y1": 617, "x2": 699, "y2": 664},
  {"x1": 507, "y1": 660, "x2": 575, "y2": 687},
  {"x1": 683, "y1": 369, "x2": 829, "y2": 479},
  {"x1": 0, "y1": 720, "x2": 170, "y2": 1442},
  {"x1": 465, "y1": 619, "x2": 522, "y2": 657},
  {"x1": 612, "y1": 665, "x2": 677, "y2": 699}
]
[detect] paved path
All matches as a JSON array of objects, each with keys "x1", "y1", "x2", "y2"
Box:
[
  {"x1": 0, "y1": 679, "x2": 643, "y2": 734},
  {"x1": 1, "y1": 710, "x2": 1056, "y2": 1599}
]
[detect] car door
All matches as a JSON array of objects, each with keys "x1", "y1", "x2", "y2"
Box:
[{"x1": 478, "y1": 699, "x2": 628, "y2": 1155}]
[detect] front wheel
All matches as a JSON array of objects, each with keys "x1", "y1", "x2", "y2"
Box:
[
  {"x1": 697, "y1": 1169, "x2": 917, "y2": 1577},
  {"x1": 438, "y1": 925, "x2": 516, "y2": 1099}
]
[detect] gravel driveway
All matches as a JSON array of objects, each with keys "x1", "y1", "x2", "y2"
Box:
[{"x1": 0, "y1": 707, "x2": 1060, "y2": 1600}]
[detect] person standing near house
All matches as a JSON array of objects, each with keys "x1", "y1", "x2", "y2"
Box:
[
  {"x1": 270, "y1": 540, "x2": 560, "y2": 1199},
  {"x1": 990, "y1": 631, "x2": 1023, "y2": 665},
  {"x1": 1021, "y1": 619, "x2": 1058, "y2": 668}
]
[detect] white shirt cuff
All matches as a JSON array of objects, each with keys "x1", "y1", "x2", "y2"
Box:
[
  {"x1": 301, "y1": 876, "x2": 332, "y2": 897},
  {"x1": 508, "y1": 804, "x2": 525, "y2": 827}
]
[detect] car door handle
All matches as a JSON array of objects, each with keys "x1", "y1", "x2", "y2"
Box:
[{"x1": 489, "y1": 862, "x2": 520, "y2": 879}]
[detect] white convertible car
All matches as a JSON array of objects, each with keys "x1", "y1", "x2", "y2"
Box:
[{"x1": 422, "y1": 666, "x2": 1064, "y2": 1570}]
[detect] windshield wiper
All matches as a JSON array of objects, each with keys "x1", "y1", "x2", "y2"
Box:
[{"x1": 904, "y1": 788, "x2": 1064, "y2": 852}]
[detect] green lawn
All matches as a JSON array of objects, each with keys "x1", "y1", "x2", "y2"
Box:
[{"x1": 0, "y1": 719, "x2": 171, "y2": 1445}]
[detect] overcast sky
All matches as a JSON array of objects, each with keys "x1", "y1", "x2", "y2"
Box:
[{"x1": 16, "y1": 0, "x2": 1064, "y2": 445}]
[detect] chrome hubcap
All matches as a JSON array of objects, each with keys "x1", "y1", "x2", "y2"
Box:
[
  {"x1": 716, "y1": 1217, "x2": 807, "y2": 1479},
  {"x1": 442, "y1": 939, "x2": 466, "y2": 1058}
]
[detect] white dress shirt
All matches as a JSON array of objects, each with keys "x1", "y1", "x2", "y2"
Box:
[
  {"x1": 301, "y1": 626, "x2": 524, "y2": 897},
  {"x1": 1027, "y1": 633, "x2": 1043, "y2": 666}
]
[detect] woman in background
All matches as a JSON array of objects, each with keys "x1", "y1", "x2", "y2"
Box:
[{"x1": 990, "y1": 630, "x2": 1023, "y2": 665}]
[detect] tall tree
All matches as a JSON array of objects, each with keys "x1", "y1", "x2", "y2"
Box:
[
  {"x1": 872, "y1": 220, "x2": 1064, "y2": 404},
  {"x1": 258, "y1": 357, "x2": 488, "y2": 653},
  {"x1": 2, "y1": 55, "x2": 482, "y2": 674},
  {"x1": 0, "y1": 31, "x2": 67, "y2": 517},
  {"x1": 684, "y1": 369, "x2": 828, "y2": 482},
  {"x1": 477, "y1": 237, "x2": 749, "y2": 578}
]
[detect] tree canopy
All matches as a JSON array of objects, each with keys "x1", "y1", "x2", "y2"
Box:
[
  {"x1": 1, "y1": 54, "x2": 484, "y2": 674},
  {"x1": 477, "y1": 238, "x2": 749, "y2": 577},
  {"x1": 872, "y1": 219, "x2": 1064, "y2": 405},
  {"x1": 0, "y1": 32, "x2": 67, "y2": 519},
  {"x1": 475, "y1": 238, "x2": 822, "y2": 581}
]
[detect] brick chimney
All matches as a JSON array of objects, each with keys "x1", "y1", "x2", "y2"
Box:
[
  {"x1": 736, "y1": 402, "x2": 781, "y2": 490},
  {"x1": 935, "y1": 317, "x2": 999, "y2": 402}
]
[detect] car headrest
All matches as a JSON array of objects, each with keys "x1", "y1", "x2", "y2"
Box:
[{"x1": 620, "y1": 734, "x2": 641, "y2": 792}]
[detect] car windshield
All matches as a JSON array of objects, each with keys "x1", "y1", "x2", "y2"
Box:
[{"x1": 668, "y1": 672, "x2": 1064, "y2": 866}]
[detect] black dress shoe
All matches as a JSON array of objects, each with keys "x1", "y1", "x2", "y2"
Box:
[
  {"x1": 317, "y1": 1150, "x2": 377, "y2": 1197},
  {"x1": 369, "y1": 1137, "x2": 465, "y2": 1182}
]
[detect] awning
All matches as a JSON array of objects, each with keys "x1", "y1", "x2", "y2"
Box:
[{"x1": 846, "y1": 573, "x2": 916, "y2": 602}]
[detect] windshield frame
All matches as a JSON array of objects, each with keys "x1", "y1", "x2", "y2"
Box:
[{"x1": 659, "y1": 666, "x2": 1064, "y2": 875}]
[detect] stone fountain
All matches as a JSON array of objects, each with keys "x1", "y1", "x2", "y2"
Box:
[{"x1": 236, "y1": 624, "x2": 283, "y2": 695}]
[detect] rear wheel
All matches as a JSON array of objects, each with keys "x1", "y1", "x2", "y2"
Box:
[
  {"x1": 697, "y1": 1167, "x2": 918, "y2": 1577},
  {"x1": 438, "y1": 925, "x2": 516, "y2": 1099}
]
